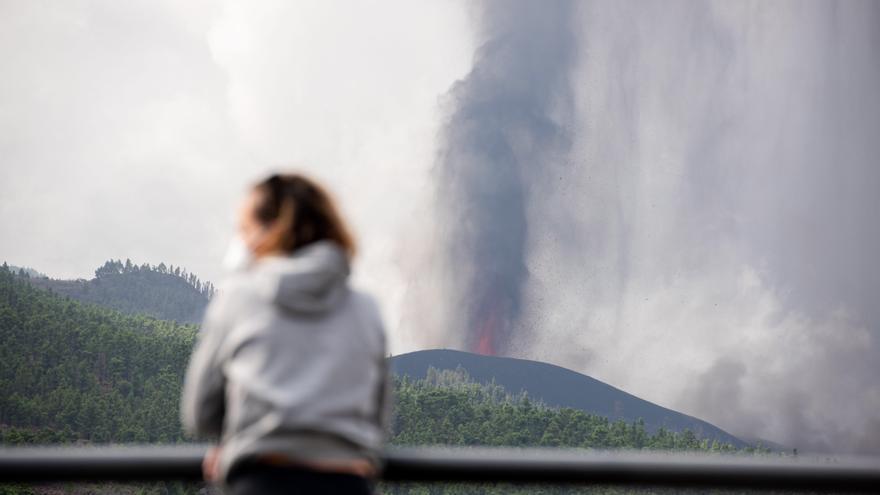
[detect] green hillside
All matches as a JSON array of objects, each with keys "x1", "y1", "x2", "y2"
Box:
[
  {"x1": 0, "y1": 263, "x2": 197, "y2": 444},
  {"x1": 0, "y1": 263, "x2": 770, "y2": 493},
  {"x1": 0, "y1": 262, "x2": 760, "y2": 451}
]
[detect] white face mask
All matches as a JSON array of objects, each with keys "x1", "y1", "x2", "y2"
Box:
[{"x1": 222, "y1": 235, "x2": 253, "y2": 272}]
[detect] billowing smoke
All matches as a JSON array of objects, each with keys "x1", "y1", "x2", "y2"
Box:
[
  {"x1": 424, "y1": 0, "x2": 880, "y2": 453},
  {"x1": 434, "y1": 0, "x2": 575, "y2": 355}
]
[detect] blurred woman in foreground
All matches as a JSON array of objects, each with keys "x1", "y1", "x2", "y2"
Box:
[{"x1": 181, "y1": 173, "x2": 389, "y2": 494}]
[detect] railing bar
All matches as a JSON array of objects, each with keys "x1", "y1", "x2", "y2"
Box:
[{"x1": 0, "y1": 446, "x2": 877, "y2": 492}]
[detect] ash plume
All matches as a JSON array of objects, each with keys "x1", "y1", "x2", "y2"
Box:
[
  {"x1": 434, "y1": 0, "x2": 576, "y2": 355},
  {"x1": 424, "y1": 0, "x2": 880, "y2": 454}
]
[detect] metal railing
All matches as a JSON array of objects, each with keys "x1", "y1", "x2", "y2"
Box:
[{"x1": 1, "y1": 446, "x2": 879, "y2": 492}]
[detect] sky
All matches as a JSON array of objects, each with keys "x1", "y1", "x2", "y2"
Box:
[
  {"x1": 2, "y1": 1, "x2": 879, "y2": 454},
  {"x1": 0, "y1": 0, "x2": 475, "y2": 347}
]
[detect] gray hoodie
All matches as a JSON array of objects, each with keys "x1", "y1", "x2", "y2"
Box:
[{"x1": 180, "y1": 240, "x2": 390, "y2": 482}]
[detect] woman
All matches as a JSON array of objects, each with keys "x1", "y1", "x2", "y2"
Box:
[{"x1": 181, "y1": 173, "x2": 389, "y2": 494}]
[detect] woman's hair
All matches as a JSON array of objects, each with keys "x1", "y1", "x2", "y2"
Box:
[{"x1": 250, "y1": 173, "x2": 356, "y2": 259}]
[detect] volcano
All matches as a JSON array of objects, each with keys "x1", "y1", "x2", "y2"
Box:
[{"x1": 390, "y1": 348, "x2": 750, "y2": 448}]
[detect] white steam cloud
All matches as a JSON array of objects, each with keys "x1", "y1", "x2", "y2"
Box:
[{"x1": 501, "y1": 1, "x2": 879, "y2": 453}]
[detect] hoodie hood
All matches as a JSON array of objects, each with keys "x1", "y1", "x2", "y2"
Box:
[{"x1": 256, "y1": 240, "x2": 351, "y2": 314}]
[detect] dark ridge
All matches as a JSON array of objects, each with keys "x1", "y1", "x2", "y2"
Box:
[
  {"x1": 391, "y1": 348, "x2": 748, "y2": 448},
  {"x1": 9, "y1": 259, "x2": 212, "y2": 324}
]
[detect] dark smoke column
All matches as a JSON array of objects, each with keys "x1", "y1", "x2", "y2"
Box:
[{"x1": 435, "y1": 0, "x2": 575, "y2": 355}]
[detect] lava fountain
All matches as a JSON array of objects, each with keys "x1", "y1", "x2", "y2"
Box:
[{"x1": 434, "y1": 0, "x2": 575, "y2": 355}]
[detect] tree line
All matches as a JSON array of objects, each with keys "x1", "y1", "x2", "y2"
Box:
[{"x1": 93, "y1": 259, "x2": 215, "y2": 298}]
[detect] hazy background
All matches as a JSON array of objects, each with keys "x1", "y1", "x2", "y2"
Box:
[
  {"x1": 0, "y1": 0, "x2": 474, "y2": 341},
  {"x1": 2, "y1": 1, "x2": 879, "y2": 454}
]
